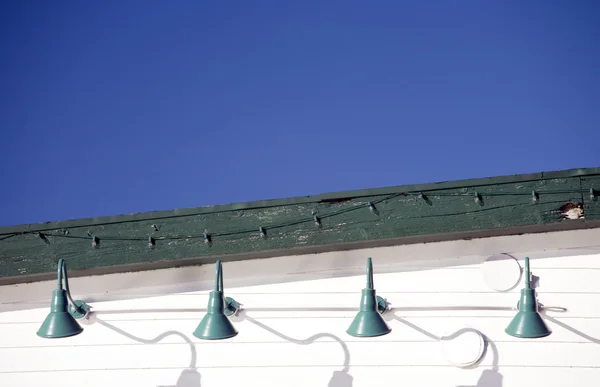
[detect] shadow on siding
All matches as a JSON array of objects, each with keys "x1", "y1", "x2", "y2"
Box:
[
  {"x1": 544, "y1": 315, "x2": 600, "y2": 344},
  {"x1": 390, "y1": 315, "x2": 503, "y2": 387},
  {"x1": 244, "y1": 314, "x2": 353, "y2": 387},
  {"x1": 456, "y1": 369, "x2": 503, "y2": 387},
  {"x1": 157, "y1": 368, "x2": 202, "y2": 387},
  {"x1": 94, "y1": 318, "x2": 201, "y2": 387},
  {"x1": 328, "y1": 371, "x2": 353, "y2": 387}
]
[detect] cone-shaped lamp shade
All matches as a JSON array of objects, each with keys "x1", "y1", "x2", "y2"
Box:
[
  {"x1": 37, "y1": 289, "x2": 83, "y2": 338},
  {"x1": 505, "y1": 257, "x2": 551, "y2": 338},
  {"x1": 347, "y1": 258, "x2": 391, "y2": 337},
  {"x1": 193, "y1": 260, "x2": 239, "y2": 340},
  {"x1": 37, "y1": 259, "x2": 89, "y2": 339}
]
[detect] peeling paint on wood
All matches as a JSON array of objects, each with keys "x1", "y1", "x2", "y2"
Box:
[{"x1": 582, "y1": 176, "x2": 600, "y2": 219}]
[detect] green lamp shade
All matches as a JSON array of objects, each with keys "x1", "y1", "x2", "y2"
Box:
[
  {"x1": 505, "y1": 288, "x2": 551, "y2": 338},
  {"x1": 37, "y1": 289, "x2": 83, "y2": 339},
  {"x1": 193, "y1": 290, "x2": 238, "y2": 340},
  {"x1": 346, "y1": 289, "x2": 391, "y2": 337},
  {"x1": 505, "y1": 257, "x2": 551, "y2": 339},
  {"x1": 193, "y1": 260, "x2": 239, "y2": 340},
  {"x1": 346, "y1": 258, "x2": 391, "y2": 338}
]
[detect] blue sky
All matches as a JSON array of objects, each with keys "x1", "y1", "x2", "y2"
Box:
[{"x1": 1, "y1": 1, "x2": 598, "y2": 226}]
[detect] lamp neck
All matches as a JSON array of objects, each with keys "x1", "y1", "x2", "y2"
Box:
[
  {"x1": 57, "y1": 259, "x2": 64, "y2": 289},
  {"x1": 56, "y1": 258, "x2": 83, "y2": 314},
  {"x1": 215, "y1": 260, "x2": 223, "y2": 292},
  {"x1": 524, "y1": 257, "x2": 531, "y2": 289},
  {"x1": 366, "y1": 258, "x2": 374, "y2": 289}
]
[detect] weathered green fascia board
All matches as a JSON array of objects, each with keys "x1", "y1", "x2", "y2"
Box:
[
  {"x1": 1, "y1": 219, "x2": 599, "y2": 286},
  {"x1": 1, "y1": 167, "x2": 599, "y2": 234}
]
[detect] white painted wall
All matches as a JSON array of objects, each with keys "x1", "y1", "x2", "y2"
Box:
[{"x1": 1, "y1": 231, "x2": 600, "y2": 387}]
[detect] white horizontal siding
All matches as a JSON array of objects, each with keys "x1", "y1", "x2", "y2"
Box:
[
  {"x1": 2, "y1": 341, "x2": 600, "y2": 371},
  {"x1": 1, "y1": 367, "x2": 598, "y2": 387},
  {"x1": 2, "y1": 315, "x2": 598, "y2": 347},
  {"x1": 1, "y1": 249, "x2": 599, "y2": 386}
]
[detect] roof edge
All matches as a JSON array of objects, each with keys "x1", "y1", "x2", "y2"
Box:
[
  {"x1": 2, "y1": 167, "x2": 599, "y2": 234},
  {"x1": 2, "y1": 218, "x2": 599, "y2": 286}
]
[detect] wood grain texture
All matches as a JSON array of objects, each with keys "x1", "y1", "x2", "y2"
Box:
[
  {"x1": 0, "y1": 169, "x2": 598, "y2": 282},
  {"x1": 582, "y1": 175, "x2": 600, "y2": 219}
]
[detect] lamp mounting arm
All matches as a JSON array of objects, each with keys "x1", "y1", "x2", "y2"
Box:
[{"x1": 57, "y1": 258, "x2": 91, "y2": 319}]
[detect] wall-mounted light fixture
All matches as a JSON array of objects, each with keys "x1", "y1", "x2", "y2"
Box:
[
  {"x1": 37, "y1": 259, "x2": 91, "y2": 339},
  {"x1": 346, "y1": 257, "x2": 391, "y2": 338},
  {"x1": 505, "y1": 257, "x2": 552, "y2": 338},
  {"x1": 193, "y1": 260, "x2": 242, "y2": 340}
]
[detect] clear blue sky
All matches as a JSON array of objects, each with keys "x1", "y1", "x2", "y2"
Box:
[{"x1": 1, "y1": 1, "x2": 598, "y2": 226}]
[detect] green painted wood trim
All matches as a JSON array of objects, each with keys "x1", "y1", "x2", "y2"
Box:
[
  {"x1": 1, "y1": 167, "x2": 599, "y2": 284},
  {"x1": 1, "y1": 167, "x2": 598, "y2": 235}
]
